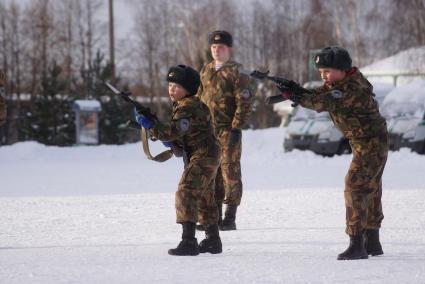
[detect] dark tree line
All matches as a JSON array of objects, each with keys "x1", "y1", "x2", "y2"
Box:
[{"x1": 1, "y1": 0, "x2": 424, "y2": 145}]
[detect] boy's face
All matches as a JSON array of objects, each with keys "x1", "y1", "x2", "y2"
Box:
[
  {"x1": 210, "y1": 44, "x2": 232, "y2": 63},
  {"x1": 168, "y1": 82, "x2": 188, "y2": 102},
  {"x1": 318, "y1": 68, "x2": 346, "y2": 85}
]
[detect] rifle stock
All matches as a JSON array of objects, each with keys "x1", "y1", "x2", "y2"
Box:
[{"x1": 250, "y1": 70, "x2": 313, "y2": 105}]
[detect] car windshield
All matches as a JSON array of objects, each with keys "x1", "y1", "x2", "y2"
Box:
[
  {"x1": 381, "y1": 80, "x2": 425, "y2": 118},
  {"x1": 391, "y1": 117, "x2": 421, "y2": 134},
  {"x1": 292, "y1": 108, "x2": 317, "y2": 121},
  {"x1": 314, "y1": 111, "x2": 330, "y2": 120},
  {"x1": 381, "y1": 102, "x2": 424, "y2": 119}
]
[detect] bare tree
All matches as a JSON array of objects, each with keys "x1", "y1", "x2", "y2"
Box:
[
  {"x1": 0, "y1": 1, "x2": 10, "y2": 85},
  {"x1": 1, "y1": 0, "x2": 424, "y2": 144},
  {"x1": 53, "y1": 0, "x2": 76, "y2": 84},
  {"x1": 386, "y1": 0, "x2": 425, "y2": 50}
]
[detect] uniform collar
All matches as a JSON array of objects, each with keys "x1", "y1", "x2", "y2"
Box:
[
  {"x1": 207, "y1": 60, "x2": 239, "y2": 71},
  {"x1": 176, "y1": 95, "x2": 196, "y2": 106},
  {"x1": 327, "y1": 67, "x2": 360, "y2": 89}
]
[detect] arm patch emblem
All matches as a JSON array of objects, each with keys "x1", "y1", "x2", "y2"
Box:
[
  {"x1": 241, "y1": 89, "x2": 251, "y2": 99},
  {"x1": 178, "y1": 118, "x2": 190, "y2": 134},
  {"x1": 0, "y1": 87, "x2": 5, "y2": 99},
  {"x1": 331, "y1": 90, "x2": 344, "y2": 99}
]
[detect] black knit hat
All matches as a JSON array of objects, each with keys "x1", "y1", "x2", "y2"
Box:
[
  {"x1": 167, "y1": 65, "x2": 200, "y2": 96},
  {"x1": 208, "y1": 30, "x2": 233, "y2": 47},
  {"x1": 314, "y1": 46, "x2": 352, "y2": 71}
]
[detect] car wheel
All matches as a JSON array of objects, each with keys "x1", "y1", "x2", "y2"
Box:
[{"x1": 337, "y1": 140, "x2": 351, "y2": 155}]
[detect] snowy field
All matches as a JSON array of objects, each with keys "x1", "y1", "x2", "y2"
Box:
[{"x1": 1, "y1": 128, "x2": 425, "y2": 283}]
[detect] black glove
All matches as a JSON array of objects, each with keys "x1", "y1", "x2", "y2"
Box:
[
  {"x1": 278, "y1": 81, "x2": 304, "y2": 104},
  {"x1": 278, "y1": 89, "x2": 302, "y2": 107},
  {"x1": 289, "y1": 92, "x2": 302, "y2": 107},
  {"x1": 228, "y1": 128, "x2": 242, "y2": 146}
]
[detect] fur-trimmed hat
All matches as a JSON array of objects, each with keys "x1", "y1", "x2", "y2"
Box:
[
  {"x1": 208, "y1": 30, "x2": 233, "y2": 47},
  {"x1": 167, "y1": 65, "x2": 200, "y2": 96},
  {"x1": 314, "y1": 46, "x2": 352, "y2": 71}
]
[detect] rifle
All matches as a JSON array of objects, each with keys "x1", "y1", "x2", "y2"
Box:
[
  {"x1": 104, "y1": 82, "x2": 157, "y2": 121},
  {"x1": 104, "y1": 82, "x2": 173, "y2": 162},
  {"x1": 250, "y1": 70, "x2": 313, "y2": 105}
]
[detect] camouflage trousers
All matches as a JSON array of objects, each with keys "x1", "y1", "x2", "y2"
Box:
[
  {"x1": 214, "y1": 130, "x2": 243, "y2": 206},
  {"x1": 344, "y1": 134, "x2": 388, "y2": 236},
  {"x1": 176, "y1": 154, "x2": 220, "y2": 225}
]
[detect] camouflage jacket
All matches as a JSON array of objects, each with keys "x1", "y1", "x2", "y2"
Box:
[
  {"x1": 197, "y1": 60, "x2": 253, "y2": 134},
  {"x1": 299, "y1": 68, "x2": 387, "y2": 139},
  {"x1": 0, "y1": 71, "x2": 6, "y2": 126},
  {"x1": 149, "y1": 95, "x2": 219, "y2": 161}
]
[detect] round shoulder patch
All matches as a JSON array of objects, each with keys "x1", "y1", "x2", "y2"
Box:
[
  {"x1": 330, "y1": 89, "x2": 344, "y2": 99},
  {"x1": 0, "y1": 86, "x2": 5, "y2": 99},
  {"x1": 178, "y1": 118, "x2": 190, "y2": 133},
  {"x1": 241, "y1": 89, "x2": 251, "y2": 99}
]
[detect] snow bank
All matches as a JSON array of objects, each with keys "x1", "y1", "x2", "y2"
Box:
[
  {"x1": 1, "y1": 128, "x2": 424, "y2": 197},
  {"x1": 1, "y1": 188, "x2": 425, "y2": 283},
  {"x1": 1, "y1": 128, "x2": 425, "y2": 283}
]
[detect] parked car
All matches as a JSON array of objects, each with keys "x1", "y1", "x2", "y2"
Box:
[
  {"x1": 386, "y1": 116, "x2": 422, "y2": 150},
  {"x1": 381, "y1": 80, "x2": 425, "y2": 153},
  {"x1": 309, "y1": 81, "x2": 394, "y2": 156},
  {"x1": 309, "y1": 112, "x2": 351, "y2": 156},
  {"x1": 283, "y1": 81, "x2": 395, "y2": 156},
  {"x1": 409, "y1": 112, "x2": 425, "y2": 154},
  {"x1": 283, "y1": 107, "x2": 316, "y2": 152}
]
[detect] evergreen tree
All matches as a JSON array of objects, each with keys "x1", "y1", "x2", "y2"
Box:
[
  {"x1": 22, "y1": 62, "x2": 75, "y2": 146},
  {"x1": 78, "y1": 51, "x2": 133, "y2": 144}
]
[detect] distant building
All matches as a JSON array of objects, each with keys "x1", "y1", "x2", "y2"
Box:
[
  {"x1": 73, "y1": 100, "x2": 102, "y2": 145},
  {"x1": 361, "y1": 46, "x2": 425, "y2": 87}
]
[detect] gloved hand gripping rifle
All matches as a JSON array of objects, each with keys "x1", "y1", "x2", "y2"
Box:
[
  {"x1": 104, "y1": 82, "x2": 174, "y2": 162},
  {"x1": 250, "y1": 70, "x2": 313, "y2": 106}
]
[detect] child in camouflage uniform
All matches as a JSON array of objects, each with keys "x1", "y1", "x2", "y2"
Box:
[
  {"x1": 282, "y1": 46, "x2": 388, "y2": 260},
  {"x1": 0, "y1": 70, "x2": 6, "y2": 126},
  {"x1": 197, "y1": 30, "x2": 253, "y2": 230},
  {"x1": 135, "y1": 65, "x2": 222, "y2": 256}
]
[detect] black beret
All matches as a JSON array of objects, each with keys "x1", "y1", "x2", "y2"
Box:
[
  {"x1": 167, "y1": 65, "x2": 200, "y2": 96},
  {"x1": 315, "y1": 46, "x2": 352, "y2": 71},
  {"x1": 208, "y1": 30, "x2": 233, "y2": 47}
]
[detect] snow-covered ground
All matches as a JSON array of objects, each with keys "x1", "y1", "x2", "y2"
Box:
[{"x1": 1, "y1": 128, "x2": 425, "y2": 283}]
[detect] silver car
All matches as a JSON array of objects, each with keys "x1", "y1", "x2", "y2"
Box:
[
  {"x1": 309, "y1": 81, "x2": 394, "y2": 156},
  {"x1": 381, "y1": 80, "x2": 425, "y2": 153}
]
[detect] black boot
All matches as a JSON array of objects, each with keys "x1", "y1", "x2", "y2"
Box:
[
  {"x1": 196, "y1": 203, "x2": 223, "y2": 231},
  {"x1": 168, "y1": 222, "x2": 199, "y2": 256},
  {"x1": 337, "y1": 235, "x2": 368, "y2": 260},
  {"x1": 219, "y1": 204, "x2": 237, "y2": 231},
  {"x1": 217, "y1": 202, "x2": 223, "y2": 226},
  {"x1": 199, "y1": 224, "x2": 222, "y2": 254},
  {"x1": 196, "y1": 224, "x2": 205, "y2": 231},
  {"x1": 365, "y1": 229, "x2": 384, "y2": 256}
]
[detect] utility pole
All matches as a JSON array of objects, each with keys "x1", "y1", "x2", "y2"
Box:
[{"x1": 108, "y1": 0, "x2": 116, "y2": 81}]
